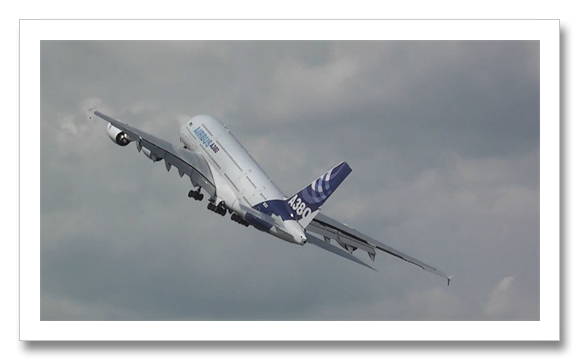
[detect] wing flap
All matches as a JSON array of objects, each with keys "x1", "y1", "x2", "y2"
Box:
[
  {"x1": 306, "y1": 220, "x2": 376, "y2": 255},
  {"x1": 305, "y1": 232, "x2": 376, "y2": 271},
  {"x1": 308, "y1": 212, "x2": 452, "y2": 283}
]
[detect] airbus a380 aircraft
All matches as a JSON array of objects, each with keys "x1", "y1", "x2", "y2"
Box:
[{"x1": 90, "y1": 109, "x2": 452, "y2": 284}]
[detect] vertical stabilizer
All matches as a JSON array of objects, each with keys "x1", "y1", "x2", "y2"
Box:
[{"x1": 287, "y1": 161, "x2": 352, "y2": 228}]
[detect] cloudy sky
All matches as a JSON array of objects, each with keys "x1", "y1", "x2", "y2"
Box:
[{"x1": 40, "y1": 40, "x2": 539, "y2": 321}]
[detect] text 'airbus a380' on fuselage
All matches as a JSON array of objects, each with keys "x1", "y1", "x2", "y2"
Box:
[{"x1": 90, "y1": 109, "x2": 453, "y2": 285}]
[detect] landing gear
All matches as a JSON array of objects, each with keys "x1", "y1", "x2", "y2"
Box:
[
  {"x1": 188, "y1": 189, "x2": 204, "y2": 201},
  {"x1": 230, "y1": 212, "x2": 249, "y2": 227},
  {"x1": 207, "y1": 201, "x2": 226, "y2": 216}
]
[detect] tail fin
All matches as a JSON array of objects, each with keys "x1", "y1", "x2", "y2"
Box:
[{"x1": 287, "y1": 161, "x2": 352, "y2": 228}]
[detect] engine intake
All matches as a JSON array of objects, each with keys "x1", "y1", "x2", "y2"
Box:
[{"x1": 107, "y1": 123, "x2": 132, "y2": 146}]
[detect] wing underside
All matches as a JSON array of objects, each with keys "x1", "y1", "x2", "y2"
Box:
[
  {"x1": 93, "y1": 110, "x2": 216, "y2": 197},
  {"x1": 306, "y1": 212, "x2": 452, "y2": 284}
]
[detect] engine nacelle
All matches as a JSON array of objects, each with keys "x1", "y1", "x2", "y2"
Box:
[
  {"x1": 142, "y1": 147, "x2": 163, "y2": 162},
  {"x1": 107, "y1": 123, "x2": 132, "y2": 147}
]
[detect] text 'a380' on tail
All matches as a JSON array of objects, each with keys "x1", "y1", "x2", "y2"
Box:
[{"x1": 286, "y1": 161, "x2": 352, "y2": 228}]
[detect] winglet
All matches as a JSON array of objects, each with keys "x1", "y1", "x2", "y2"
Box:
[{"x1": 447, "y1": 275, "x2": 455, "y2": 286}]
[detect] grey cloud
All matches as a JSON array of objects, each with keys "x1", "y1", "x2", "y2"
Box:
[
  {"x1": 40, "y1": 40, "x2": 539, "y2": 321},
  {"x1": 484, "y1": 276, "x2": 539, "y2": 320}
]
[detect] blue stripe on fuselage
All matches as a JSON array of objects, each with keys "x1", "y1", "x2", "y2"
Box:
[
  {"x1": 252, "y1": 200, "x2": 294, "y2": 221},
  {"x1": 244, "y1": 213, "x2": 274, "y2": 232}
]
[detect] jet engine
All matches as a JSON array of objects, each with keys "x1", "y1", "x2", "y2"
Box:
[{"x1": 106, "y1": 123, "x2": 132, "y2": 146}]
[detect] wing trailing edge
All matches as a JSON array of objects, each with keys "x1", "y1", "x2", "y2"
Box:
[
  {"x1": 307, "y1": 212, "x2": 452, "y2": 284},
  {"x1": 305, "y1": 232, "x2": 376, "y2": 271}
]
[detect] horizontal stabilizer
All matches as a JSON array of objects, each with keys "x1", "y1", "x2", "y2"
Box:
[{"x1": 305, "y1": 232, "x2": 375, "y2": 271}]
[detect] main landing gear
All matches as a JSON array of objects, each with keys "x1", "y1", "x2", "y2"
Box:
[
  {"x1": 231, "y1": 212, "x2": 249, "y2": 227},
  {"x1": 200, "y1": 195, "x2": 248, "y2": 227},
  {"x1": 208, "y1": 201, "x2": 227, "y2": 216},
  {"x1": 188, "y1": 189, "x2": 204, "y2": 201}
]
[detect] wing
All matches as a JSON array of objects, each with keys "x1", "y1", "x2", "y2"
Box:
[
  {"x1": 305, "y1": 232, "x2": 376, "y2": 271},
  {"x1": 306, "y1": 212, "x2": 453, "y2": 285},
  {"x1": 92, "y1": 110, "x2": 216, "y2": 197}
]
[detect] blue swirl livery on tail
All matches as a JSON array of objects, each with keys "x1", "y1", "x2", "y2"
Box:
[{"x1": 286, "y1": 161, "x2": 352, "y2": 228}]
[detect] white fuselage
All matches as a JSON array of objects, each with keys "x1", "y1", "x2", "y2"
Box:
[{"x1": 179, "y1": 115, "x2": 306, "y2": 245}]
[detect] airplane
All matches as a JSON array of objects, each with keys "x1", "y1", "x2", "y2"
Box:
[{"x1": 90, "y1": 109, "x2": 452, "y2": 285}]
